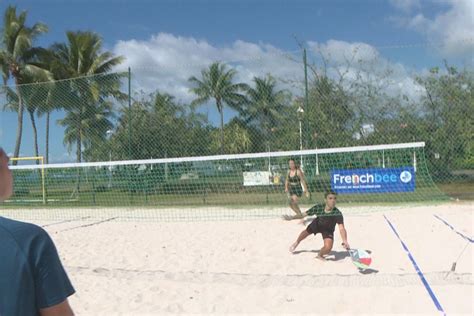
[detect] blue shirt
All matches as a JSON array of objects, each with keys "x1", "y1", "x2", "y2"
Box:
[{"x1": 0, "y1": 217, "x2": 75, "y2": 315}]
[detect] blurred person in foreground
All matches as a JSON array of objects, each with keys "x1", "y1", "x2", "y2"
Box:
[{"x1": 0, "y1": 147, "x2": 75, "y2": 316}]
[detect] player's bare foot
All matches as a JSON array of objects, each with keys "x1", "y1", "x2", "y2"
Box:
[
  {"x1": 316, "y1": 255, "x2": 326, "y2": 261},
  {"x1": 289, "y1": 242, "x2": 298, "y2": 253}
]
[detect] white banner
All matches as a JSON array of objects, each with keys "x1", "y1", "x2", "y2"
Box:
[{"x1": 243, "y1": 171, "x2": 272, "y2": 186}]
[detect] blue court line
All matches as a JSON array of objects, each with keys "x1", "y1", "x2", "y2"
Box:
[
  {"x1": 433, "y1": 214, "x2": 474, "y2": 243},
  {"x1": 384, "y1": 215, "x2": 446, "y2": 315}
]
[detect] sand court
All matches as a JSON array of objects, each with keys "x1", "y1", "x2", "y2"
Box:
[{"x1": 6, "y1": 201, "x2": 473, "y2": 315}]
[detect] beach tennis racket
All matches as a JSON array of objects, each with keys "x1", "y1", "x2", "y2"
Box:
[{"x1": 344, "y1": 244, "x2": 372, "y2": 270}]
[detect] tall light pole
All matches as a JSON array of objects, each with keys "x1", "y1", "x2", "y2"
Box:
[
  {"x1": 313, "y1": 132, "x2": 320, "y2": 175},
  {"x1": 297, "y1": 106, "x2": 304, "y2": 168},
  {"x1": 106, "y1": 129, "x2": 113, "y2": 188}
]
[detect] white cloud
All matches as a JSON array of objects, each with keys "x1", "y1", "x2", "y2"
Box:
[
  {"x1": 113, "y1": 33, "x2": 301, "y2": 103},
  {"x1": 307, "y1": 40, "x2": 425, "y2": 101},
  {"x1": 308, "y1": 40, "x2": 380, "y2": 65},
  {"x1": 423, "y1": 0, "x2": 473, "y2": 57},
  {"x1": 392, "y1": 0, "x2": 474, "y2": 58},
  {"x1": 112, "y1": 33, "x2": 426, "y2": 119}
]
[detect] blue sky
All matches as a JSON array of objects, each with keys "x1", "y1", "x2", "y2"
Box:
[
  {"x1": 0, "y1": 0, "x2": 472, "y2": 162},
  {"x1": 3, "y1": 0, "x2": 455, "y2": 59}
]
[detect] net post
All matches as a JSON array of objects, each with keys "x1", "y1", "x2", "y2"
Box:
[
  {"x1": 128, "y1": 67, "x2": 133, "y2": 205},
  {"x1": 10, "y1": 156, "x2": 47, "y2": 204},
  {"x1": 315, "y1": 149, "x2": 320, "y2": 176},
  {"x1": 165, "y1": 152, "x2": 169, "y2": 181},
  {"x1": 40, "y1": 156, "x2": 46, "y2": 204},
  {"x1": 413, "y1": 150, "x2": 417, "y2": 173},
  {"x1": 128, "y1": 67, "x2": 132, "y2": 160},
  {"x1": 303, "y1": 47, "x2": 309, "y2": 157}
]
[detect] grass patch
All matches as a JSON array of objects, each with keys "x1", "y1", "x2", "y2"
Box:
[{"x1": 437, "y1": 181, "x2": 474, "y2": 200}]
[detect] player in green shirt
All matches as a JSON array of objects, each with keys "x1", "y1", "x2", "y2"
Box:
[{"x1": 287, "y1": 191, "x2": 350, "y2": 260}]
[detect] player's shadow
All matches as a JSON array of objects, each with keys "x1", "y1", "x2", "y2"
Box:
[
  {"x1": 325, "y1": 250, "x2": 351, "y2": 261},
  {"x1": 358, "y1": 268, "x2": 379, "y2": 274},
  {"x1": 292, "y1": 249, "x2": 379, "y2": 274},
  {"x1": 291, "y1": 249, "x2": 319, "y2": 255},
  {"x1": 291, "y1": 250, "x2": 350, "y2": 261}
]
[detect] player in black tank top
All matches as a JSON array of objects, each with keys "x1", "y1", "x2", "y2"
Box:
[
  {"x1": 284, "y1": 158, "x2": 309, "y2": 218},
  {"x1": 287, "y1": 171, "x2": 302, "y2": 196}
]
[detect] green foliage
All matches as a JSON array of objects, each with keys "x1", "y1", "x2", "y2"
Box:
[
  {"x1": 50, "y1": 31, "x2": 125, "y2": 162},
  {"x1": 0, "y1": 2, "x2": 471, "y2": 186},
  {"x1": 242, "y1": 75, "x2": 289, "y2": 141},
  {"x1": 0, "y1": 5, "x2": 50, "y2": 161},
  {"x1": 189, "y1": 62, "x2": 248, "y2": 153},
  {"x1": 209, "y1": 119, "x2": 252, "y2": 154},
  {"x1": 414, "y1": 65, "x2": 474, "y2": 178},
  {"x1": 110, "y1": 91, "x2": 212, "y2": 160}
]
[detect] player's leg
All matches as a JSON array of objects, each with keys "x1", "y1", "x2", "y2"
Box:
[
  {"x1": 282, "y1": 195, "x2": 303, "y2": 220},
  {"x1": 317, "y1": 237, "x2": 334, "y2": 260},
  {"x1": 289, "y1": 229, "x2": 310, "y2": 253},
  {"x1": 290, "y1": 219, "x2": 316, "y2": 253},
  {"x1": 289, "y1": 193, "x2": 302, "y2": 216}
]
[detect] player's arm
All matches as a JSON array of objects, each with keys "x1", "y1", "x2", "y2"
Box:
[
  {"x1": 300, "y1": 204, "x2": 319, "y2": 218},
  {"x1": 282, "y1": 212, "x2": 305, "y2": 221},
  {"x1": 0, "y1": 148, "x2": 13, "y2": 200},
  {"x1": 282, "y1": 205, "x2": 314, "y2": 221},
  {"x1": 284, "y1": 172, "x2": 289, "y2": 193},
  {"x1": 294, "y1": 206, "x2": 319, "y2": 224},
  {"x1": 40, "y1": 299, "x2": 74, "y2": 316},
  {"x1": 34, "y1": 227, "x2": 75, "y2": 316},
  {"x1": 338, "y1": 223, "x2": 350, "y2": 250},
  {"x1": 297, "y1": 169, "x2": 310, "y2": 197}
]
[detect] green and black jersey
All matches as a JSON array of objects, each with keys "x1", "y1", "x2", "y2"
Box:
[{"x1": 306, "y1": 203, "x2": 344, "y2": 232}]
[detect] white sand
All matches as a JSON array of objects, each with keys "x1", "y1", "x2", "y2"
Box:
[{"x1": 16, "y1": 202, "x2": 474, "y2": 315}]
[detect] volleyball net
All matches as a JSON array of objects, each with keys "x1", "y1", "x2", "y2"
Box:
[{"x1": 4, "y1": 142, "x2": 448, "y2": 221}]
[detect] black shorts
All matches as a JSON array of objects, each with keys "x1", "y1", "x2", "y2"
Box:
[
  {"x1": 306, "y1": 219, "x2": 335, "y2": 240},
  {"x1": 289, "y1": 185, "x2": 303, "y2": 197}
]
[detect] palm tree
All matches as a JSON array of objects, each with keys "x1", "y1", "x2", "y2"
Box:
[
  {"x1": 244, "y1": 75, "x2": 288, "y2": 147},
  {"x1": 0, "y1": 5, "x2": 48, "y2": 163},
  {"x1": 59, "y1": 99, "x2": 114, "y2": 161},
  {"x1": 36, "y1": 80, "x2": 62, "y2": 164},
  {"x1": 189, "y1": 62, "x2": 247, "y2": 153},
  {"x1": 35, "y1": 48, "x2": 76, "y2": 163},
  {"x1": 51, "y1": 31, "x2": 124, "y2": 162},
  {"x1": 4, "y1": 81, "x2": 52, "y2": 162}
]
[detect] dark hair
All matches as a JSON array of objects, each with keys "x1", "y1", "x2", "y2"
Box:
[
  {"x1": 324, "y1": 190, "x2": 337, "y2": 198},
  {"x1": 288, "y1": 158, "x2": 299, "y2": 169}
]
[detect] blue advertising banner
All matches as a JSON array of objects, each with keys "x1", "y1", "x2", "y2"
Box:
[{"x1": 331, "y1": 167, "x2": 415, "y2": 194}]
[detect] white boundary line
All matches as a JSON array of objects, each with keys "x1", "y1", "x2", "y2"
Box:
[{"x1": 10, "y1": 142, "x2": 425, "y2": 170}]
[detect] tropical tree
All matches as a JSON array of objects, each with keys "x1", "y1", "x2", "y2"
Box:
[
  {"x1": 269, "y1": 102, "x2": 300, "y2": 151},
  {"x1": 3, "y1": 81, "x2": 52, "y2": 162},
  {"x1": 32, "y1": 47, "x2": 75, "y2": 163},
  {"x1": 0, "y1": 5, "x2": 48, "y2": 163},
  {"x1": 306, "y1": 76, "x2": 354, "y2": 149},
  {"x1": 51, "y1": 31, "x2": 124, "y2": 162},
  {"x1": 243, "y1": 75, "x2": 289, "y2": 149},
  {"x1": 209, "y1": 120, "x2": 252, "y2": 154},
  {"x1": 415, "y1": 65, "x2": 474, "y2": 178},
  {"x1": 189, "y1": 62, "x2": 247, "y2": 153},
  {"x1": 110, "y1": 91, "x2": 211, "y2": 160},
  {"x1": 60, "y1": 99, "x2": 115, "y2": 162}
]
